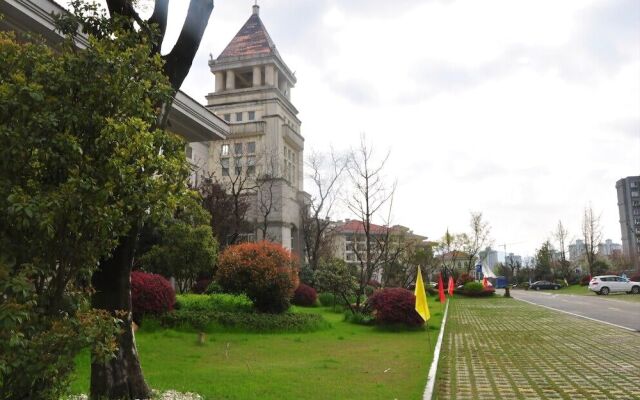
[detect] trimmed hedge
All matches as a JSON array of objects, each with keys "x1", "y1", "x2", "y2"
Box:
[
  {"x1": 292, "y1": 283, "x2": 317, "y2": 307},
  {"x1": 175, "y1": 293, "x2": 253, "y2": 313},
  {"x1": 131, "y1": 271, "x2": 175, "y2": 322},
  {"x1": 158, "y1": 310, "x2": 329, "y2": 333},
  {"x1": 456, "y1": 273, "x2": 474, "y2": 287},
  {"x1": 367, "y1": 288, "x2": 424, "y2": 327},
  {"x1": 453, "y1": 281, "x2": 495, "y2": 297}
]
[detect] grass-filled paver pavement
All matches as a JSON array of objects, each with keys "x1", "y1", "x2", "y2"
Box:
[{"x1": 436, "y1": 297, "x2": 640, "y2": 400}]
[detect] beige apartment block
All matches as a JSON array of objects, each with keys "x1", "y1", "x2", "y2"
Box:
[{"x1": 206, "y1": 4, "x2": 305, "y2": 259}]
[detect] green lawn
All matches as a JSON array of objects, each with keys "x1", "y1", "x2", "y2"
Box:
[
  {"x1": 70, "y1": 302, "x2": 444, "y2": 400},
  {"x1": 556, "y1": 284, "x2": 640, "y2": 303}
]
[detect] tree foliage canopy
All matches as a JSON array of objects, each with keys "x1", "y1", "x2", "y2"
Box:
[{"x1": 0, "y1": 11, "x2": 189, "y2": 397}]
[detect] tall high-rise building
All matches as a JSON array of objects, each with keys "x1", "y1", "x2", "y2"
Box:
[
  {"x1": 206, "y1": 4, "x2": 305, "y2": 259},
  {"x1": 616, "y1": 176, "x2": 640, "y2": 270}
]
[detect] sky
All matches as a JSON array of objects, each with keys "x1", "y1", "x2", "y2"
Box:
[{"x1": 69, "y1": 0, "x2": 640, "y2": 258}]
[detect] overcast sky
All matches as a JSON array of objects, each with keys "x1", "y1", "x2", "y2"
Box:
[{"x1": 77, "y1": 0, "x2": 640, "y2": 257}]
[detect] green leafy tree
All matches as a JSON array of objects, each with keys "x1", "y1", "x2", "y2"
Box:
[
  {"x1": 0, "y1": 11, "x2": 188, "y2": 397},
  {"x1": 315, "y1": 258, "x2": 358, "y2": 313},
  {"x1": 60, "y1": 1, "x2": 214, "y2": 397},
  {"x1": 139, "y1": 194, "x2": 218, "y2": 293},
  {"x1": 534, "y1": 241, "x2": 554, "y2": 281}
]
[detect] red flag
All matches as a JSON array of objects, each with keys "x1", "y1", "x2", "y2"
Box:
[
  {"x1": 447, "y1": 276, "x2": 454, "y2": 297},
  {"x1": 438, "y1": 273, "x2": 446, "y2": 303},
  {"x1": 482, "y1": 277, "x2": 488, "y2": 288}
]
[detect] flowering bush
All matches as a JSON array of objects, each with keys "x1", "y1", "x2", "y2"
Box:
[
  {"x1": 292, "y1": 283, "x2": 318, "y2": 306},
  {"x1": 131, "y1": 271, "x2": 175, "y2": 321},
  {"x1": 367, "y1": 288, "x2": 424, "y2": 327},
  {"x1": 216, "y1": 241, "x2": 299, "y2": 313}
]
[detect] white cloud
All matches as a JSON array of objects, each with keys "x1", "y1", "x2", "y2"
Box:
[{"x1": 154, "y1": 0, "x2": 639, "y2": 256}]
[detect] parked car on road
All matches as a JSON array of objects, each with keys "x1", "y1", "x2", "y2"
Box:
[
  {"x1": 529, "y1": 281, "x2": 561, "y2": 290},
  {"x1": 588, "y1": 275, "x2": 640, "y2": 295}
]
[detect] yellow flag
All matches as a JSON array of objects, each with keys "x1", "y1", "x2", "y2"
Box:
[{"x1": 414, "y1": 267, "x2": 430, "y2": 321}]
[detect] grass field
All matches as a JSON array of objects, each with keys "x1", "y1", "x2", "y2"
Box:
[
  {"x1": 556, "y1": 284, "x2": 640, "y2": 303},
  {"x1": 70, "y1": 301, "x2": 444, "y2": 400}
]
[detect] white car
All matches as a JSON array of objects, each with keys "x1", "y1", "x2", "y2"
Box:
[{"x1": 588, "y1": 275, "x2": 640, "y2": 295}]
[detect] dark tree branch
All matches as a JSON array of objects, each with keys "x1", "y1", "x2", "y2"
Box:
[
  {"x1": 163, "y1": 0, "x2": 214, "y2": 91},
  {"x1": 148, "y1": 0, "x2": 170, "y2": 53}
]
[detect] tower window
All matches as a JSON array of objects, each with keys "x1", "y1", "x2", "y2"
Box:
[
  {"x1": 223, "y1": 114, "x2": 231, "y2": 122},
  {"x1": 221, "y1": 144, "x2": 229, "y2": 157},
  {"x1": 247, "y1": 142, "x2": 256, "y2": 154},
  {"x1": 185, "y1": 145, "x2": 193, "y2": 159},
  {"x1": 221, "y1": 158, "x2": 229, "y2": 176},
  {"x1": 236, "y1": 112, "x2": 243, "y2": 122},
  {"x1": 248, "y1": 111, "x2": 256, "y2": 121},
  {"x1": 234, "y1": 157, "x2": 243, "y2": 175},
  {"x1": 234, "y1": 143, "x2": 243, "y2": 155}
]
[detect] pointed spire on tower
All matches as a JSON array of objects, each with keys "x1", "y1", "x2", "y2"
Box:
[{"x1": 253, "y1": 0, "x2": 260, "y2": 16}]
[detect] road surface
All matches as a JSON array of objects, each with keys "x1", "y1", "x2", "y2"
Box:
[{"x1": 506, "y1": 289, "x2": 640, "y2": 331}]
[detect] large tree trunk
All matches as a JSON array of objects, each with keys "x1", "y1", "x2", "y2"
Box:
[{"x1": 90, "y1": 227, "x2": 152, "y2": 400}]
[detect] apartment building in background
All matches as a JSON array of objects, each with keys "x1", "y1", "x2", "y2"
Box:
[
  {"x1": 330, "y1": 220, "x2": 428, "y2": 282},
  {"x1": 617, "y1": 176, "x2": 640, "y2": 270}
]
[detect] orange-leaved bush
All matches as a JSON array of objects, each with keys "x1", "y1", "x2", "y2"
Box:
[{"x1": 216, "y1": 241, "x2": 299, "y2": 313}]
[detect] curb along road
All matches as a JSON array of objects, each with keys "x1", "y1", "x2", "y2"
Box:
[{"x1": 422, "y1": 299, "x2": 450, "y2": 400}]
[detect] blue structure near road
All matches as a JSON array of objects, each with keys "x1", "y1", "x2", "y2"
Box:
[
  {"x1": 495, "y1": 276, "x2": 508, "y2": 288},
  {"x1": 475, "y1": 264, "x2": 483, "y2": 280}
]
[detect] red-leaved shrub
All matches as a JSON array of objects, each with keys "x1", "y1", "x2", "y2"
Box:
[
  {"x1": 580, "y1": 275, "x2": 591, "y2": 286},
  {"x1": 292, "y1": 283, "x2": 317, "y2": 306},
  {"x1": 131, "y1": 271, "x2": 175, "y2": 322},
  {"x1": 367, "y1": 288, "x2": 424, "y2": 327},
  {"x1": 630, "y1": 273, "x2": 640, "y2": 283},
  {"x1": 216, "y1": 241, "x2": 299, "y2": 313}
]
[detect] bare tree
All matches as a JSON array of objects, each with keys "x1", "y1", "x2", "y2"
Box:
[
  {"x1": 214, "y1": 165, "x2": 258, "y2": 245},
  {"x1": 435, "y1": 229, "x2": 465, "y2": 280},
  {"x1": 554, "y1": 220, "x2": 571, "y2": 279},
  {"x1": 345, "y1": 136, "x2": 394, "y2": 309},
  {"x1": 582, "y1": 206, "x2": 603, "y2": 275},
  {"x1": 256, "y1": 151, "x2": 282, "y2": 241},
  {"x1": 462, "y1": 212, "x2": 491, "y2": 272},
  {"x1": 301, "y1": 149, "x2": 347, "y2": 282},
  {"x1": 198, "y1": 177, "x2": 251, "y2": 249}
]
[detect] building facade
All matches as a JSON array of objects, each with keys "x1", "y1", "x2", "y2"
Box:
[
  {"x1": 597, "y1": 239, "x2": 623, "y2": 257},
  {"x1": 569, "y1": 239, "x2": 586, "y2": 262},
  {"x1": 616, "y1": 176, "x2": 640, "y2": 270},
  {"x1": 330, "y1": 220, "x2": 428, "y2": 281},
  {"x1": 205, "y1": 5, "x2": 305, "y2": 259}
]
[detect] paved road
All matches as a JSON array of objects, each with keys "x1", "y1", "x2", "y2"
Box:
[{"x1": 506, "y1": 289, "x2": 640, "y2": 331}]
